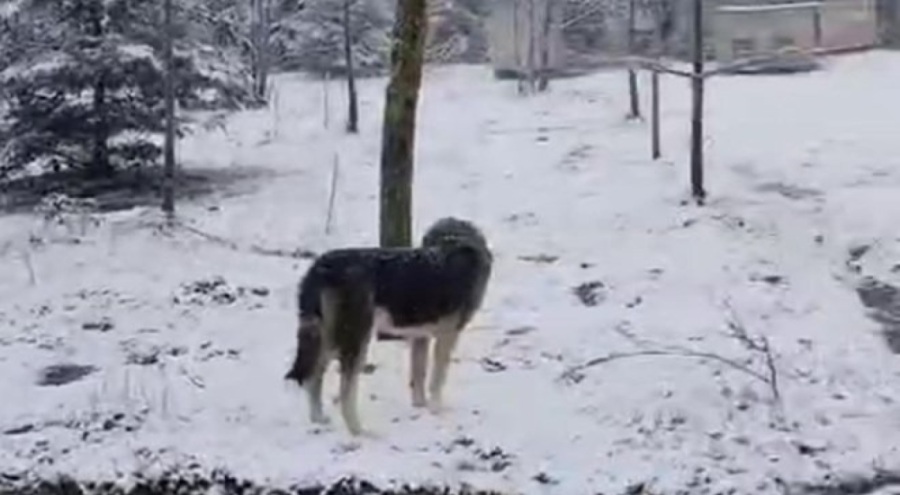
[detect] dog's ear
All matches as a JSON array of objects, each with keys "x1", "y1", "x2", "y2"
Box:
[{"x1": 444, "y1": 243, "x2": 484, "y2": 273}]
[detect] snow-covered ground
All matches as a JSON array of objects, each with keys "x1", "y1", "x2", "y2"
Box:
[{"x1": 3, "y1": 51, "x2": 900, "y2": 495}]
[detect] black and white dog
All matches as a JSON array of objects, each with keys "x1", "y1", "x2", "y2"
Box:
[{"x1": 285, "y1": 218, "x2": 493, "y2": 435}]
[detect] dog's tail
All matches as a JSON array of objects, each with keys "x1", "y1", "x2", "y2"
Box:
[
  {"x1": 286, "y1": 262, "x2": 374, "y2": 385},
  {"x1": 285, "y1": 313, "x2": 323, "y2": 386},
  {"x1": 286, "y1": 265, "x2": 326, "y2": 386}
]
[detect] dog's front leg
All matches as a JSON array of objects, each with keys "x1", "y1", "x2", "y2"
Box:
[
  {"x1": 428, "y1": 330, "x2": 460, "y2": 414},
  {"x1": 410, "y1": 337, "x2": 429, "y2": 408}
]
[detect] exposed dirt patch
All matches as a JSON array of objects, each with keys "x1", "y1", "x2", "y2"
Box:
[
  {"x1": 855, "y1": 276, "x2": 900, "y2": 353},
  {"x1": 35, "y1": 364, "x2": 98, "y2": 387},
  {"x1": 1, "y1": 166, "x2": 280, "y2": 214},
  {"x1": 754, "y1": 182, "x2": 822, "y2": 201}
]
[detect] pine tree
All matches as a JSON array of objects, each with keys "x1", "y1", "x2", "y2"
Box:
[
  {"x1": 0, "y1": 0, "x2": 251, "y2": 181},
  {"x1": 271, "y1": 0, "x2": 391, "y2": 76}
]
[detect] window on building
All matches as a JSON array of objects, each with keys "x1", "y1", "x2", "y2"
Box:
[
  {"x1": 772, "y1": 35, "x2": 795, "y2": 50},
  {"x1": 731, "y1": 37, "x2": 756, "y2": 57}
]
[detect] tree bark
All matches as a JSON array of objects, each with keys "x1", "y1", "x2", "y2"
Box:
[
  {"x1": 378, "y1": 0, "x2": 427, "y2": 248},
  {"x1": 162, "y1": 0, "x2": 176, "y2": 220},
  {"x1": 343, "y1": 0, "x2": 359, "y2": 133},
  {"x1": 689, "y1": 0, "x2": 706, "y2": 203}
]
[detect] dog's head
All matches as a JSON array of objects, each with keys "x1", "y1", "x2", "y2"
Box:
[{"x1": 421, "y1": 217, "x2": 490, "y2": 255}]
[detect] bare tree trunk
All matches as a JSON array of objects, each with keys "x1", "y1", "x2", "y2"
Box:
[
  {"x1": 342, "y1": 0, "x2": 359, "y2": 133},
  {"x1": 513, "y1": 0, "x2": 524, "y2": 94},
  {"x1": 379, "y1": 0, "x2": 427, "y2": 248},
  {"x1": 90, "y1": 76, "x2": 110, "y2": 178},
  {"x1": 525, "y1": 0, "x2": 537, "y2": 93},
  {"x1": 651, "y1": 0, "x2": 665, "y2": 160},
  {"x1": 88, "y1": 1, "x2": 111, "y2": 178},
  {"x1": 250, "y1": 0, "x2": 260, "y2": 98},
  {"x1": 260, "y1": 0, "x2": 271, "y2": 96},
  {"x1": 537, "y1": 0, "x2": 552, "y2": 91},
  {"x1": 627, "y1": 0, "x2": 640, "y2": 119},
  {"x1": 651, "y1": 69, "x2": 660, "y2": 159},
  {"x1": 250, "y1": 0, "x2": 270, "y2": 102},
  {"x1": 162, "y1": 0, "x2": 176, "y2": 220},
  {"x1": 689, "y1": 0, "x2": 706, "y2": 203}
]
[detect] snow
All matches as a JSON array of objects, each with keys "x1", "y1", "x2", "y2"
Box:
[
  {"x1": 0, "y1": 52, "x2": 72, "y2": 83},
  {"x1": 717, "y1": 2, "x2": 823, "y2": 14},
  {"x1": 3, "y1": 50, "x2": 900, "y2": 494}
]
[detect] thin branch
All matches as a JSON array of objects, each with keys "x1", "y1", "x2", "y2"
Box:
[
  {"x1": 20, "y1": 247, "x2": 36, "y2": 286},
  {"x1": 325, "y1": 153, "x2": 339, "y2": 234},
  {"x1": 722, "y1": 298, "x2": 782, "y2": 402},
  {"x1": 565, "y1": 303, "x2": 784, "y2": 406},
  {"x1": 622, "y1": 56, "x2": 693, "y2": 78},
  {"x1": 560, "y1": 349, "x2": 771, "y2": 385},
  {"x1": 174, "y1": 221, "x2": 316, "y2": 260}
]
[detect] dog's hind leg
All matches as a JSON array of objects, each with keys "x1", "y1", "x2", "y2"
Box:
[
  {"x1": 327, "y1": 274, "x2": 376, "y2": 436},
  {"x1": 410, "y1": 337, "x2": 429, "y2": 408},
  {"x1": 305, "y1": 339, "x2": 330, "y2": 425},
  {"x1": 429, "y1": 327, "x2": 461, "y2": 414},
  {"x1": 339, "y1": 350, "x2": 370, "y2": 435},
  {"x1": 338, "y1": 324, "x2": 374, "y2": 435}
]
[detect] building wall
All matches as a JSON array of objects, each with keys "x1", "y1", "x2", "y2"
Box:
[
  {"x1": 486, "y1": 0, "x2": 565, "y2": 74},
  {"x1": 820, "y1": 0, "x2": 878, "y2": 49},
  {"x1": 713, "y1": 4, "x2": 819, "y2": 63},
  {"x1": 680, "y1": 0, "x2": 879, "y2": 62},
  {"x1": 877, "y1": 0, "x2": 900, "y2": 46}
]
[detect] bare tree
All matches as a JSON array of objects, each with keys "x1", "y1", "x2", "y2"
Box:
[
  {"x1": 689, "y1": 0, "x2": 705, "y2": 203},
  {"x1": 513, "y1": 0, "x2": 525, "y2": 94},
  {"x1": 162, "y1": 0, "x2": 176, "y2": 221},
  {"x1": 626, "y1": 0, "x2": 640, "y2": 119},
  {"x1": 537, "y1": 0, "x2": 553, "y2": 91},
  {"x1": 650, "y1": 66, "x2": 660, "y2": 158},
  {"x1": 650, "y1": 0, "x2": 668, "y2": 159},
  {"x1": 525, "y1": 0, "x2": 538, "y2": 93},
  {"x1": 250, "y1": 0, "x2": 271, "y2": 101},
  {"x1": 379, "y1": 0, "x2": 427, "y2": 248},
  {"x1": 342, "y1": 0, "x2": 359, "y2": 133}
]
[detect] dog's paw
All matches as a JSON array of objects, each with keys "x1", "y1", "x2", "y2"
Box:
[
  {"x1": 311, "y1": 412, "x2": 331, "y2": 425},
  {"x1": 427, "y1": 399, "x2": 448, "y2": 416},
  {"x1": 412, "y1": 395, "x2": 428, "y2": 408},
  {"x1": 346, "y1": 426, "x2": 381, "y2": 441},
  {"x1": 357, "y1": 429, "x2": 382, "y2": 441}
]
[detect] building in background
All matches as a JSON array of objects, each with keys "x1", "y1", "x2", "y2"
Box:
[
  {"x1": 710, "y1": 0, "x2": 878, "y2": 72},
  {"x1": 486, "y1": 0, "x2": 566, "y2": 78},
  {"x1": 486, "y1": 0, "x2": 888, "y2": 78}
]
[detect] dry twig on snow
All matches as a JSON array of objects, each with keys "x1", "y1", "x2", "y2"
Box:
[{"x1": 561, "y1": 302, "x2": 783, "y2": 406}]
